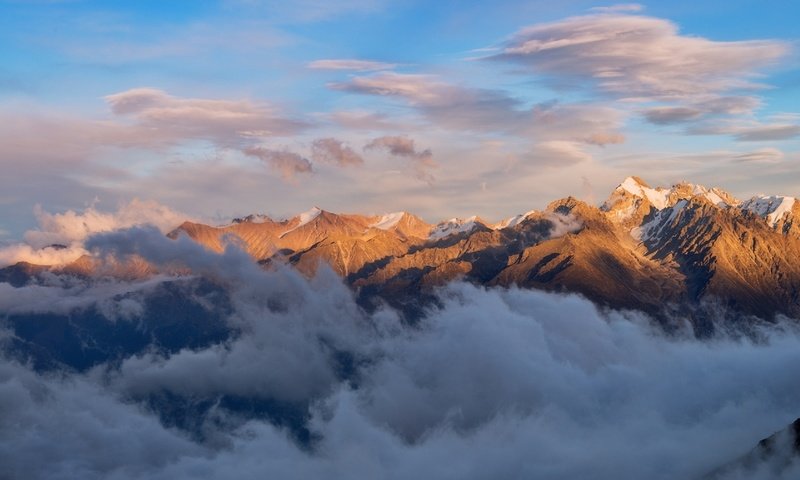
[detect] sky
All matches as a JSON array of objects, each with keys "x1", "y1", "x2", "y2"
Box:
[{"x1": 1, "y1": 0, "x2": 799, "y2": 238}]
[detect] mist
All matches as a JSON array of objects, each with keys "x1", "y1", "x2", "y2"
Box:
[{"x1": 1, "y1": 227, "x2": 799, "y2": 479}]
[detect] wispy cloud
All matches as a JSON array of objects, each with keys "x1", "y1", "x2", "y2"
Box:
[
  {"x1": 488, "y1": 13, "x2": 789, "y2": 102},
  {"x1": 310, "y1": 138, "x2": 364, "y2": 167},
  {"x1": 732, "y1": 147, "x2": 784, "y2": 163},
  {"x1": 307, "y1": 59, "x2": 396, "y2": 71},
  {"x1": 332, "y1": 72, "x2": 626, "y2": 143},
  {"x1": 105, "y1": 88, "x2": 308, "y2": 146},
  {"x1": 590, "y1": 4, "x2": 644, "y2": 13},
  {"x1": 689, "y1": 121, "x2": 800, "y2": 141},
  {"x1": 365, "y1": 135, "x2": 437, "y2": 183},
  {"x1": 643, "y1": 96, "x2": 762, "y2": 125},
  {"x1": 242, "y1": 147, "x2": 313, "y2": 179}
]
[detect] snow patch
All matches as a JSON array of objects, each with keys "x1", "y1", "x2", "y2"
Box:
[
  {"x1": 369, "y1": 212, "x2": 406, "y2": 230},
  {"x1": 691, "y1": 185, "x2": 731, "y2": 207},
  {"x1": 494, "y1": 210, "x2": 537, "y2": 230},
  {"x1": 429, "y1": 216, "x2": 479, "y2": 241},
  {"x1": 634, "y1": 199, "x2": 688, "y2": 242}
]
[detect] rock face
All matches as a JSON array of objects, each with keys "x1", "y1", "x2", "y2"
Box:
[
  {"x1": 705, "y1": 418, "x2": 800, "y2": 479},
  {"x1": 4, "y1": 176, "x2": 800, "y2": 328}
]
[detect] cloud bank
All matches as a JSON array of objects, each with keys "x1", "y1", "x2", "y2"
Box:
[{"x1": 1, "y1": 226, "x2": 799, "y2": 479}]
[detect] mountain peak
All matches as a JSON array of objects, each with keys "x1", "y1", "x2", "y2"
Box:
[
  {"x1": 742, "y1": 195, "x2": 797, "y2": 228},
  {"x1": 624, "y1": 175, "x2": 651, "y2": 188}
]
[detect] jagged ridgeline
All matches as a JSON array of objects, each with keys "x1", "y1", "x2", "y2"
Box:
[{"x1": 3, "y1": 176, "x2": 800, "y2": 330}]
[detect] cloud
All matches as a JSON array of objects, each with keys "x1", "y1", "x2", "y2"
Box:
[
  {"x1": 365, "y1": 135, "x2": 437, "y2": 183},
  {"x1": 644, "y1": 97, "x2": 763, "y2": 125},
  {"x1": 590, "y1": 4, "x2": 644, "y2": 13},
  {"x1": 734, "y1": 125, "x2": 800, "y2": 142},
  {"x1": 307, "y1": 59, "x2": 396, "y2": 71},
  {"x1": 531, "y1": 101, "x2": 627, "y2": 146},
  {"x1": 242, "y1": 147, "x2": 313, "y2": 179},
  {"x1": 332, "y1": 72, "x2": 626, "y2": 145},
  {"x1": 310, "y1": 138, "x2": 364, "y2": 167},
  {"x1": 689, "y1": 122, "x2": 800, "y2": 142},
  {"x1": 527, "y1": 140, "x2": 593, "y2": 165},
  {"x1": 224, "y1": 0, "x2": 389, "y2": 23},
  {"x1": 488, "y1": 13, "x2": 789, "y2": 102},
  {"x1": 326, "y1": 110, "x2": 412, "y2": 132},
  {"x1": 644, "y1": 106, "x2": 704, "y2": 125},
  {"x1": 732, "y1": 148, "x2": 784, "y2": 164},
  {"x1": 331, "y1": 72, "x2": 525, "y2": 133},
  {"x1": 24, "y1": 200, "x2": 188, "y2": 249},
  {"x1": 0, "y1": 87, "x2": 313, "y2": 218},
  {"x1": 105, "y1": 88, "x2": 308, "y2": 147},
  {"x1": 0, "y1": 199, "x2": 189, "y2": 267}
]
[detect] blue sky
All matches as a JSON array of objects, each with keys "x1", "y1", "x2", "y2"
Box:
[{"x1": 1, "y1": 0, "x2": 799, "y2": 239}]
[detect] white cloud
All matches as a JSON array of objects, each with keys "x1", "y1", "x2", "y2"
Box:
[
  {"x1": 489, "y1": 13, "x2": 789, "y2": 102},
  {"x1": 0, "y1": 199, "x2": 189, "y2": 267}
]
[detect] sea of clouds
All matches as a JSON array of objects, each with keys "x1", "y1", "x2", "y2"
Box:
[{"x1": 0, "y1": 221, "x2": 799, "y2": 479}]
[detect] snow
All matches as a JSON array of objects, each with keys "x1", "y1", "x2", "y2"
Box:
[
  {"x1": 494, "y1": 210, "x2": 537, "y2": 229},
  {"x1": 691, "y1": 185, "x2": 730, "y2": 206},
  {"x1": 616, "y1": 177, "x2": 737, "y2": 212},
  {"x1": 369, "y1": 212, "x2": 405, "y2": 230},
  {"x1": 619, "y1": 177, "x2": 669, "y2": 210},
  {"x1": 279, "y1": 207, "x2": 322, "y2": 238},
  {"x1": 297, "y1": 207, "x2": 322, "y2": 227},
  {"x1": 741, "y1": 196, "x2": 796, "y2": 227},
  {"x1": 634, "y1": 200, "x2": 688, "y2": 242},
  {"x1": 429, "y1": 216, "x2": 479, "y2": 240}
]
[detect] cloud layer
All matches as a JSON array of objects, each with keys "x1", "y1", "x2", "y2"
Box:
[{"x1": 1, "y1": 226, "x2": 799, "y2": 479}]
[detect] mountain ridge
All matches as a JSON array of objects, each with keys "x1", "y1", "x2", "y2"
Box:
[{"x1": 4, "y1": 176, "x2": 800, "y2": 330}]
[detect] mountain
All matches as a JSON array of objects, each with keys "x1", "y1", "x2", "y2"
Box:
[
  {"x1": 4, "y1": 176, "x2": 800, "y2": 330},
  {"x1": 705, "y1": 418, "x2": 800, "y2": 478}
]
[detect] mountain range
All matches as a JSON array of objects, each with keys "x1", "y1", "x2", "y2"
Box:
[{"x1": 4, "y1": 175, "x2": 800, "y2": 332}]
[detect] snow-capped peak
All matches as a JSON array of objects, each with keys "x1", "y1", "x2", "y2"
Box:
[
  {"x1": 741, "y1": 196, "x2": 796, "y2": 227},
  {"x1": 297, "y1": 207, "x2": 322, "y2": 226},
  {"x1": 494, "y1": 210, "x2": 538, "y2": 230},
  {"x1": 618, "y1": 176, "x2": 670, "y2": 210},
  {"x1": 429, "y1": 216, "x2": 480, "y2": 241},
  {"x1": 280, "y1": 207, "x2": 322, "y2": 238},
  {"x1": 369, "y1": 212, "x2": 406, "y2": 230}
]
